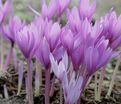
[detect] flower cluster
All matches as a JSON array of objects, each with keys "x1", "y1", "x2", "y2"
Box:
[{"x1": 1, "y1": 0, "x2": 121, "y2": 104}]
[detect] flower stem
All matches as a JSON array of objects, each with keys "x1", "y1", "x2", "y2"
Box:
[
  {"x1": 13, "y1": 48, "x2": 18, "y2": 72},
  {"x1": 80, "y1": 75, "x2": 90, "y2": 96},
  {"x1": 45, "y1": 68, "x2": 50, "y2": 104},
  {"x1": 17, "y1": 61, "x2": 24, "y2": 95},
  {"x1": 26, "y1": 60, "x2": 33, "y2": 104},
  {"x1": 35, "y1": 60, "x2": 41, "y2": 96},
  {"x1": 4, "y1": 46, "x2": 13, "y2": 71},
  {"x1": 0, "y1": 36, "x2": 4, "y2": 71},
  {"x1": 94, "y1": 72, "x2": 98, "y2": 101},
  {"x1": 60, "y1": 85, "x2": 63, "y2": 104},
  {"x1": 106, "y1": 57, "x2": 120, "y2": 98},
  {"x1": 49, "y1": 75, "x2": 55, "y2": 97},
  {"x1": 97, "y1": 67, "x2": 106, "y2": 101}
]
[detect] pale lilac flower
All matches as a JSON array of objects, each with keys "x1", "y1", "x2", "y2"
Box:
[
  {"x1": 3, "y1": 16, "x2": 24, "y2": 44},
  {"x1": 35, "y1": 37, "x2": 50, "y2": 68},
  {"x1": 100, "y1": 11, "x2": 121, "y2": 49},
  {"x1": 61, "y1": 28, "x2": 74, "y2": 54},
  {"x1": 15, "y1": 23, "x2": 40, "y2": 59},
  {"x1": 56, "y1": 0, "x2": 71, "y2": 16},
  {"x1": 33, "y1": 16, "x2": 45, "y2": 36},
  {"x1": 67, "y1": 7, "x2": 82, "y2": 34},
  {"x1": 41, "y1": 0, "x2": 57, "y2": 19},
  {"x1": 78, "y1": 0, "x2": 96, "y2": 21},
  {"x1": 50, "y1": 52, "x2": 83, "y2": 104},
  {"x1": 84, "y1": 37, "x2": 112, "y2": 76},
  {"x1": 34, "y1": 17, "x2": 63, "y2": 68},
  {"x1": 35, "y1": 18, "x2": 59, "y2": 49},
  {"x1": 64, "y1": 73, "x2": 83, "y2": 104},
  {"x1": 45, "y1": 21, "x2": 61, "y2": 51},
  {"x1": 0, "y1": 0, "x2": 11, "y2": 23},
  {"x1": 50, "y1": 52, "x2": 68, "y2": 81},
  {"x1": 69, "y1": 19, "x2": 91, "y2": 70}
]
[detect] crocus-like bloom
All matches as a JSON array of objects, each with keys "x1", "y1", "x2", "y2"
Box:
[
  {"x1": 56, "y1": 0, "x2": 71, "y2": 16},
  {"x1": 84, "y1": 37, "x2": 112, "y2": 76},
  {"x1": 41, "y1": 0, "x2": 57, "y2": 20},
  {"x1": 78, "y1": 0, "x2": 96, "y2": 21},
  {"x1": 3, "y1": 16, "x2": 24, "y2": 44},
  {"x1": 50, "y1": 52, "x2": 83, "y2": 104},
  {"x1": 67, "y1": 19, "x2": 91, "y2": 70},
  {"x1": 15, "y1": 23, "x2": 40, "y2": 59},
  {"x1": 0, "y1": 0, "x2": 11, "y2": 23},
  {"x1": 34, "y1": 17, "x2": 63, "y2": 68},
  {"x1": 44, "y1": 21, "x2": 61, "y2": 52},
  {"x1": 41, "y1": 0, "x2": 71, "y2": 18},
  {"x1": 34, "y1": 18, "x2": 61, "y2": 51},
  {"x1": 61, "y1": 28, "x2": 74, "y2": 54},
  {"x1": 100, "y1": 11, "x2": 121, "y2": 49},
  {"x1": 67, "y1": 7, "x2": 82, "y2": 34},
  {"x1": 36, "y1": 37, "x2": 50, "y2": 68}
]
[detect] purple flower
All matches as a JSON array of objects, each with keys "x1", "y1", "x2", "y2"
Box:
[
  {"x1": 50, "y1": 52, "x2": 68, "y2": 81},
  {"x1": 78, "y1": 0, "x2": 96, "y2": 21},
  {"x1": 35, "y1": 37, "x2": 50, "y2": 68},
  {"x1": 100, "y1": 11, "x2": 121, "y2": 49},
  {"x1": 45, "y1": 21, "x2": 61, "y2": 52},
  {"x1": 0, "y1": 0, "x2": 11, "y2": 23},
  {"x1": 34, "y1": 17, "x2": 63, "y2": 68},
  {"x1": 67, "y1": 7, "x2": 82, "y2": 34},
  {"x1": 64, "y1": 73, "x2": 83, "y2": 104},
  {"x1": 84, "y1": 37, "x2": 112, "y2": 76},
  {"x1": 69, "y1": 19, "x2": 91, "y2": 70},
  {"x1": 61, "y1": 28, "x2": 74, "y2": 54},
  {"x1": 56, "y1": 0, "x2": 71, "y2": 16},
  {"x1": 50, "y1": 52, "x2": 83, "y2": 104},
  {"x1": 15, "y1": 23, "x2": 40, "y2": 59},
  {"x1": 41, "y1": 0, "x2": 57, "y2": 20},
  {"x1": 3, "y1": 16, "x2": 24, "y2": 44}
]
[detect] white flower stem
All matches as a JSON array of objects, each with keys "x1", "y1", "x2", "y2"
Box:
[{"x1": 106, "y1": 57, "x2": 120, "y2": 98}]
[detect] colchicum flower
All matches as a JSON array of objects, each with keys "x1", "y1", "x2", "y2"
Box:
[
  {"x1": 41, "y1": 0, "x2": 57, "y2": 20},
  {"x1": 100, "y1": 10, "x2": 121, "y2": 49},
  {"x1": 84, "y1": 37, "x2": 112, "y2": 76},
  {"x1": 15, "y1": 23, "x2": 40, "y2": 104},
  {"x1": 56, "y1": 0, "x2": 71, "y2": 16},
  {"x1": 36, "y1": 37, "x2": 50, "y2": 69},
  {"x1": 3, "y1": 16, "x2": 23, "y2": 70},
  {"x1": 67, "y1": 7, "x2": 82, "y2": 34},
  {"x1": 34, "y1": 16, "x2": 63, "y2": 104},
  {"x1": 78, "y1": 0, "x2": 96, "y2": 21},
  {"x1": 50, "y1": 52, "x2": 83, "y2": 104},
  {"x1": 4, "y1": 16, "x2": 24, "y2": 45},
  {"x1": 0, "y1": 0, "x2": 11, "y2": 23},
  {"x1": 16, "y1": 23, "x2": 40, "y2": 59},
  {"x1": 35, "y1": 18, "x2": 61, "y2": 68},
  {"x1": 41, "y1": 0, "x2": 71, "y2": 19}
]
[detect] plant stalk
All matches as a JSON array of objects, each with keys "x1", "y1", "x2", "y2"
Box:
[
  {"x1": 4, "y1": 46, "x2": 13, "y2": 70},
  {"x1": 94, "y1": 72, "x2": 98, "y2": 101},
  {"x1": 35, "y1": 60, "x2": 41, "y2": 96},
  {"x1": 49, "y1": 75, "x2": 55, "y2": 97},
  {"x1": 106, "y1": 57, "x2": 120, "y2": 98},
  {"x1": 0, "y1": 36, "x2": 4, "y2": 71},
  {"x1": 45, "y1": 68, "x2": 50, "y2": 104},
  {"x1": 60, "y1": 85, "x2": 63, "y2": 104},
  {"x1": 97, "y1": 67, "x2": 106, "y2": 101},
  {"x1": 26, "y1": 60, "x2": 33, "y2": 104}
]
